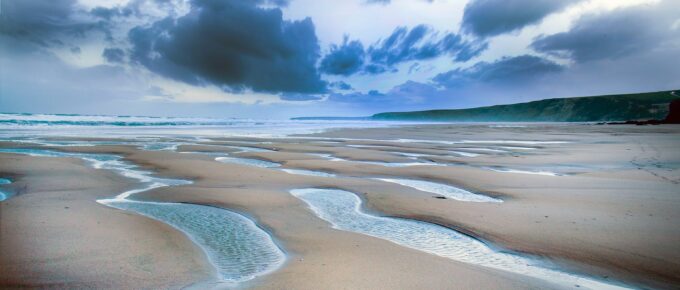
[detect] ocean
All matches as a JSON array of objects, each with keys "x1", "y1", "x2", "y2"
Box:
[{"x1": 0, "y1": 112, "x2": 408, "y2": 139}]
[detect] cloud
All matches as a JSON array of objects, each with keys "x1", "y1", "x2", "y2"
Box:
[
  {"x1": 328, "y1": 89, "x2": 389, "y2": 104},
  {"x1": 89, "y1": 0, "x2": 191, "y2": 21},
  {"x1": 328, "y1": 81, "x2": 438, "y2": 104},
  {"x1": 434, "y1": 55, "x2": 564, "y2": 87},
  {"x1": 2, "y1": 0, "x2": 678, "y2": 118},
  {"x1": 0, "y1": 45, "x2": 149, "y2": 114},
  {"x1": 319, "y1": 25, "x2": 486, "y2": 76},
  {"x1": 382, "y1": 80, "x2": 438, "y2": 104},
  {"x1": 259, "y1": 0, "x2": 292, "y2": 7},
  {"x1": 368, "y1": 25, "x2": 440, "y2": 67},
  {"x1": 319, "y1": 37, "x2": 365, "y2": 75},
  {"x1": 0, "y1": 0, "x2": 101, "y2": 47},
  {"x1": 367, "y1": 25, "x2": 485, "y2": 70},
  {"x1": 454, "y1": 41, "x2": 489, "y2": 62},
  {"x1": 128, "y1": 0, "x2": 326, "y2": 94},
  {"x1": 329, "y1": 44, "x2": 679, "y2": 114},
  {"x1": 329, "y1": 81, "x2": 353, "y2": 90},
  {"x1": 363, "y1": 0, "x2": 433, "y2": 4},
  {"x1": 102, "y1": 48, "x2": 125, "y2": 63},
  {"x1": 462, "y1": 0, "x2": 579, "y2": 38},
  {"x1": 279, "y1": 93, "x2": 323, "y2": 101},
  {"x1": 90, "y1": 5, "x2": 133, "y2": 20},
  {"x1": 325, "y1": 81, "x2": 451, "y2": 115},
  {"x1": 363, "y1": 64, "x2": 392, "y2": 74},
  {"x1": 364, "y1": 0, "x2": 391, "y2": 4},
  {"x1": 531, "y1": 0, "x2": 680, "y2": 63},
  {"x1": 321, "y1": 54, "x2": 564, "y2": 111}
]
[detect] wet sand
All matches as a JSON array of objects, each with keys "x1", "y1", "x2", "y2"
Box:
[
  {"x1": 0, "y1": 153, "x2": 212, "y2": 288},
  {"x1": 1, "y1": 123, "x2": 679, "y2": 289}
]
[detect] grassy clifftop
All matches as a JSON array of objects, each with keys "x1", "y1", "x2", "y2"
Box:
[{"x1": 371, "y1": 90, "x2": 679, "y2": 122}]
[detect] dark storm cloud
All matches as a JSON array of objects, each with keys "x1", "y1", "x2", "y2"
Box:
[
  {"x1": 319, "y1": 38, "x2": 365, "y2": 76},
  {"x1": 128, "y1": 0, "x2": 326, "y2": 94},
  {"x1": 0, "y1": 0, "x2": 101, "y2": 47},
  {"x1": 102, "y1": 48, "x2": 125, "y2": 63},
  {"x1": 462, "y1": 0, "x2": 579, "y2": 38},
  {"x1": 433, "y1": 55, "x2": 564, "y2": 87},
  {"x1": 320, "y1": 25, "x2": 486, "y2": 76},
  {"x1": 531, "y1": 1, "x2": 680, "y2": 63}
]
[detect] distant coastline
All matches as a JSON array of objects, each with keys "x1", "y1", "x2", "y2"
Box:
[
  {"x1": 290, "y1": 116, "x2": 371, "y2": 121},
  {"x1": 293, "y1": 90, "x2": 679, "y2": 122}
]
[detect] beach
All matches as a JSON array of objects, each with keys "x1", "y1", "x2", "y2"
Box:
[{"x1": 1, "y1": 122, "x2": 679, "y2": 289}]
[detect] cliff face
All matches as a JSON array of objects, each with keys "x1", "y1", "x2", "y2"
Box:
[
  {"x1": 601, "y1": 97, "x2": 680, "y2": 125},
  {"x1": 371, "y1": 90, "x2": 679, "y2": 122},
  {"x1": 663, "y1": 99, "x2": 680, "y2": 124}
]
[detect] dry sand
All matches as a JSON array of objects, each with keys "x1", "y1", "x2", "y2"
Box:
[{"x1": 0, "y1": 123, "x2": 679, "y2": 289}]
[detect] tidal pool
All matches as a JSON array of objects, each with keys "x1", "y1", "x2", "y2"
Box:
[{"x1": 290, "y1": 188, "x2": 629, "y2": 290}]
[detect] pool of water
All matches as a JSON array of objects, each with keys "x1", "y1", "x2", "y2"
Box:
[
  {"x1": 280, "y1": 168, "x2": 336, "y2": 177},
  {"x1": 110, "y1": 201, "x2": 285, "y2": 282},
  {"x1": 0, "y1": 178, "x2": 12, "y2": 201},
  {"x1": 376, "y1": 178, "x2": 502, "y2": 203},
  {"x1": 215, "y1": 157, "x2": 281, "y2": 168},
  {"x1": 485, "y1": 167, "x2": 562, "y2": 176}
]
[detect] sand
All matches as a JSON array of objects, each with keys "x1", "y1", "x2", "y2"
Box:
[
  {"x1": 0, "y1": 153, "x2": 212, "y2": 289},
  {"x1": 1, "y1": 123, "x2": 679, "y2": 289}
]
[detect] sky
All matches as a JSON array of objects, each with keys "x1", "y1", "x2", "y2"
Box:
[{"x1": 1, "y1": 0, "x2": 679, "y2": 118}]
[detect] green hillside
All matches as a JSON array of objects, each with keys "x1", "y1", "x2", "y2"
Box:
[{"x1": 371, "y1": 90, "x2": 679, "y2": 122}]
